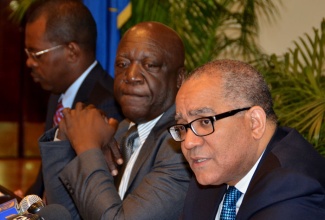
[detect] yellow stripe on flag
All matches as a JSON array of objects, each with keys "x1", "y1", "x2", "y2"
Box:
[{"x1": 117, "y1": 3, "x2": 132, "y2": 28}]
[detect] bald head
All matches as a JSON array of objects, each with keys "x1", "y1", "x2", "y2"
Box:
[{"x1": 121, "y1": 21, "x2": 185, "y2": 72}]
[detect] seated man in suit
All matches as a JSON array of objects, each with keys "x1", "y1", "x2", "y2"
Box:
[
  {"x1": 38, "y1": 21, "x2": 191, "y2": 219},
  {"x1": 168, "y1": 59, "x2": 325, "y2": 220},
  {"x1": 20, "y1": 0, "x2": 123, "y2": 197}
]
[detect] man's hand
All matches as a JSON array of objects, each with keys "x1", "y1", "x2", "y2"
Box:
[
  {"x1": 102, "y1": 138, "x2": 123, "y2": 176},
  {"x1": 60, "y1": 102, "x2": 118, "y2": 155}
]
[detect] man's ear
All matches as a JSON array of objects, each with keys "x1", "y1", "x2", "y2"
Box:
[
  {"x1": 177, "y1": 67, "x2": 186, "y2": 88},
  {"x1": 248, "y1": 106, "x2": 267, "y2": 140},
  {"x1": 66, "y1": 42, "x2": 80, "y2": 62}
]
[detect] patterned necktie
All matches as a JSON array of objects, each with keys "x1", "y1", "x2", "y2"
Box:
[
  {"x1": 115, "y1": 124, "x2": 139, "y2": 188},
  {"x1": 53, "y1": 100, "x2": 64, "y2": 127},
  {"x1": 220, "y1": 186, "x2": 242, "y2": 220}
]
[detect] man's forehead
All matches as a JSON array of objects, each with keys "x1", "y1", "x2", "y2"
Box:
[
  {"x1": 119, "y1": 34, "x2": 170, "y2": 57},
  {"x1": 175, "y1": 107, "x2": 216, "y2": 120}
]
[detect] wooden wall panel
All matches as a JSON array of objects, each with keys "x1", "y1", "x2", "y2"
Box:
[{"x1": 0, "y1": 0, "x2": 49, "y2": 158}]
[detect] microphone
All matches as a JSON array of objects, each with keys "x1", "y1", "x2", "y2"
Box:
[
  {"x1": 7, "y1": 204, "x2": 71, "y2": 220},
  {"x1": 5, "y1": 195, "x2": 44, "y2": 219},
  {"x1": 19, "y1": 195, "x2": 44, "y2": 213},
  {"x1": 27, "y1": 201, "x2": 45, "y2": 214},
  {"x1": 7, "y1": 213, "x2": 42, "y2": 220},
  {"x1": 5, "y1": 194, "x2": 71, "y2": 220}
]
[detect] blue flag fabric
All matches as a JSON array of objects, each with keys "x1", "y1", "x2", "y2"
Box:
[{"x1": 83, "y1": 0, "x2": 131, "y2": 78}]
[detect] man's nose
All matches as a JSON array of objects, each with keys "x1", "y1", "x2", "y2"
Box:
[
  {"x1": 182, "y1": 129, "x2": 204, "y2": 150},
  {"x1": 124, "y1": 63, "x2": 144, "y2": 84},
  {"x1": 26, "y1": 56, "x2": 38, "y2": 68}
]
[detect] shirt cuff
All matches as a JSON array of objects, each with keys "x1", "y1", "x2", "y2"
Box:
[{"x1": 54, "y1": 128, "x2": 61, "y2": 141}]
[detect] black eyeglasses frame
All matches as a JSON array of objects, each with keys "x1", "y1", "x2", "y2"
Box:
[{"x1": 167, "y1": 107, "x2": 251, "y2": 142}]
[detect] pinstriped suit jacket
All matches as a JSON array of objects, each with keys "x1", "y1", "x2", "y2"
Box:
[{"x1": 39, "y1": 105, "x2": 192, "y2": 219}]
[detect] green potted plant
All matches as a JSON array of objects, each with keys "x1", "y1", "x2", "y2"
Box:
[
  {"x1": 258, "y1": 20, "x2": 325, "y2": 155},
  {"x1": 121, "y1": 0, "x2": 280, "y2": 71}
]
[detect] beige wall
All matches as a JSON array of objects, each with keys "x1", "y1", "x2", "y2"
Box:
[{"x1": 259, "y1": 0, "x2": 325, "y2": 55}]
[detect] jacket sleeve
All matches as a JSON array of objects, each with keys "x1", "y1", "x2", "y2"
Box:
[
  {"x1": 38, "y1": 127, "x2": 81, "y2": 220},
  {"x1": 59, "y1": 135, "x2": 191, "y2": 220}
]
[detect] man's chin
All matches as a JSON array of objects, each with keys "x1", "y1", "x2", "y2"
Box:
[
  {"x1": 31, "y1": 76, "x2": 40, "y2": 83},
  {"x1": 39, "y1": 83, "x2": 53, "y2": 93},
  {"x1": 120, "y1": 97, "x2": 149, "y2": 110},
  {"x1": 122, "y1": 108, "x2": 147, "y2": 122},
  {"x1": 195, "y1": 171, "x2": 220, "y2": 186}
]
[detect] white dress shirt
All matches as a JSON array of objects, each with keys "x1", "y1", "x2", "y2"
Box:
[{"x1": 118, "y1": 114, "x2": 163, "y2": 199}]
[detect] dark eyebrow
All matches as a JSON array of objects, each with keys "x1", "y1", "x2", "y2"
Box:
[
  {"x1": 175, "y1": 107, "x2": 216, "y2": 121},
  {"x1": 189, "y1": 108, "x2": 215, "y2": 116}
]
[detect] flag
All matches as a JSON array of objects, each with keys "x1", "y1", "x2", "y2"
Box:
[{"x1": 83, "y1": 0, "x2": 132, "y2": 78}]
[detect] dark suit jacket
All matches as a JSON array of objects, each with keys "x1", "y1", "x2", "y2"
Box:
[
  {"x1": 181, "y1": 127, "x2": 325, "y2": 220},
  {"x1": 27, "y1": 62, "x2": 123, "y2": 196},
  {"x1": 38, "y1": 105, "x2": 192, "y2": 219}
]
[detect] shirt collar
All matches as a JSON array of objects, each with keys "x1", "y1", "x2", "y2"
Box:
[
  {"x1": 235, "y1": 150, "x2": 265, "y2": 194},
  {"x1": 129, "y1": 114, "x2": 163, "y2": 146}
]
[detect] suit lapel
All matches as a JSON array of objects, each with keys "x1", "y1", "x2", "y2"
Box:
[
  {"x1": 237, "y1": 128, "x2": 288, "y2": 219},
  {"x1": 198, "y1": 184, "x2": 226, "y2": 220},
  {"x1": 125, "y1": 105, "x2": 176, "y2": 191},
  {"x1": 126, "y1": 129, "x2": 155, "y2": 188},
  {"x1": 182, "y1": 178, "x2": 226, "y2": 220},
  {"x1": 72, "y1": 63, "x2": 104, "y2": 107}
]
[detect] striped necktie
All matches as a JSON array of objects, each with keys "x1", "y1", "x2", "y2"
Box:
[
  {"x1": 120, "y1": 124, "x2": 139, "y2": 164},
  {"x1": 53, "y1": 100, "x2": 64, "y2": 127}
]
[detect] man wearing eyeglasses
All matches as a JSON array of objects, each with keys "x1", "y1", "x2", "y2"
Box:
[
  {"x1": 22, "y1": 0, "x2": 123, "y2": 197},
  {"x1": 169, "y1": 59, "x2": 325, "y2": 219}
]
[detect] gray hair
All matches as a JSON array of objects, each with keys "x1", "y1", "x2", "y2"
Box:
[{"x1": 187, "y1": 59, "x2": 277, "y2": 123}]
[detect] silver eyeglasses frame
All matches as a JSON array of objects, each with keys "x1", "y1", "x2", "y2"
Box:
[{"x1": 25, "y1": 44, "x2": 64, "y2": 61}]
